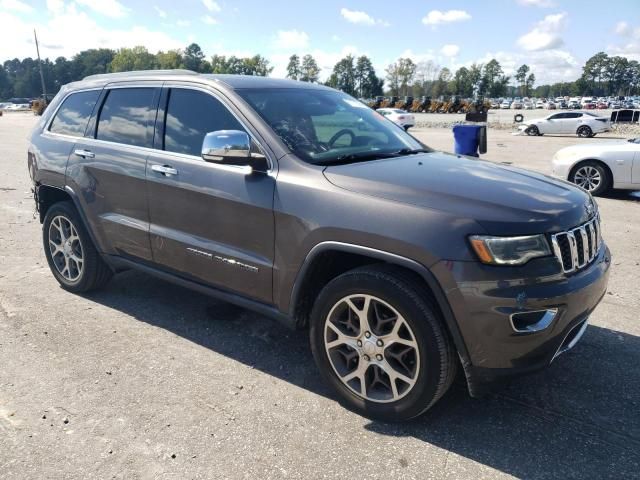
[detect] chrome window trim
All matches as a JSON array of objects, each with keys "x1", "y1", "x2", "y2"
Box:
[
  {"x1": 160, "y1": 82, "x2": 275, "y2": 172},
  {"x1": 42, "y1": 81, "x2": 275, "y2": 176}
]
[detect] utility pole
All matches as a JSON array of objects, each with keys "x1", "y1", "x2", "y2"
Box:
[{"x1": 34, "y1": 29, "x2": 47, "y2": 102}]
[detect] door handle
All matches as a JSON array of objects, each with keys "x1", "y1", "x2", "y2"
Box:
[
  {"x1": 151, "y1": 164, "x2": 178, "y2": 176},
  {"x1": 74, "y1": 149, "x2": 95, "y2": 159}
]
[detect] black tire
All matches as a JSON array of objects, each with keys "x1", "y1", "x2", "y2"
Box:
[
  {"x1": 309, "y1": 265, "x2": 457, "y2": 422},
  {"x1": 525, "y1": 125, "x2": 539, "y2": 136},
  {"x1": 403, "y1": 125, "x2": 410, "y2": 131},
  {"x1": 577, "y1": 125, "x2": 593, "y2": 138},
  {"x1": 569, "y1": 161, "x2": 611, "y2": 196},
  {"x1": 42, "y1": 201, "x2": 112, "y2": 293}
]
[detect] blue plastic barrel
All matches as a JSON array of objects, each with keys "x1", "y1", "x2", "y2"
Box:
[{"x1": 453, "y1": 124, "x2": 482, "y2": 157}]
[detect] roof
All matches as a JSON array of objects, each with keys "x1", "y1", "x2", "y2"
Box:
[{"x1": 76, "y1": 70, "x2": 330, "y2": 91}]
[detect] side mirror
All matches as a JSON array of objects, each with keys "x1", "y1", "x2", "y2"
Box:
[{"x1": 202, "y1": 130, "x2": 251, "y2": 164}]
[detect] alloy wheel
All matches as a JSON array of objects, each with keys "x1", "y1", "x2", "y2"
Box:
[
  {"x1": 324, "y1": 294, "x2": 420, "y2": 403},
  {"x1": 573, "y1": 166, "x2": 601, "y2": 192},
  {"x1": 48, "y1": 215, "x2": 84, "y2": 282}
]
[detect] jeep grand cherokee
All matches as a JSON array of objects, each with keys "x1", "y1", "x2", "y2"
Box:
[{"x1": 28, "y1": 71, "x2": 610, "y2": 421}]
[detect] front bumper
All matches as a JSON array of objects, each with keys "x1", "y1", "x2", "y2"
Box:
[{"x1": 432, "y1": 243, "x2": 611, "y2": 394}]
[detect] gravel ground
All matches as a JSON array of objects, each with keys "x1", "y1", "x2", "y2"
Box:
[{"x1": 1, "y1": 112, "x2": 639, "y2": 479}]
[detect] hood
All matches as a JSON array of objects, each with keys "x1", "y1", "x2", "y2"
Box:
[{"x1": 324, "y1": 151, "x2": 594, "y2": 235}]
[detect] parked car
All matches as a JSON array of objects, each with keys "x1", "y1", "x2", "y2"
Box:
[
  {"x1": 376, "y1": 108, "x2": 415, "y2": 131},
  {"x1": 568, "y1": 100, "x2": 581, "y2": 109},
  {"x1": 28, "y1": 71, "x2": 610, "y2": 421},
  {"x1": 519, "y1": 111, "x2": 612, "y2": 137},
  {"x1": 510, "y1": 101, "x2": 523, "y2": 109},
  {"x1": 536, "y1": 100, "x2": 545, "y2": 109},
  {"x1": 552, "y1": 137, "x2": 640, "y2": 195},
  {"x1": 596, "y1": 101, "x2": 608, "y2": 109},
  {"x1": 546, "y1": 102, "x2": 557, "y2": 110},
  {"x1": 584, "y1": 102, "x2": 596, "y2": 110},
  {"x1": 490, "y1": 100, "x2": 500, "y2": 109},
  {"x1": 523, "y1": 101, "x2": 535, "y2": 110},
  {"x1": 500, "y1": 100, "x2": 511, "y2": 109},
  {"x1": 558, "y1": 101, "x2": 569, "y2": 109}
]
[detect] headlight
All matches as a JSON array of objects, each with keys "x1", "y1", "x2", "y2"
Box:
[{"x1": 469, "y1": 234, "x2": 551, "y2": 265}]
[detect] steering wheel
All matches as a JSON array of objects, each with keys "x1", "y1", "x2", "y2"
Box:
[{"x1": 328, "y1": 129, "x2": 356, "y2": 147}]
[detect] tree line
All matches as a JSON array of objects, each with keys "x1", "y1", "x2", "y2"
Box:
[
  {"x1": 1, "y1": 43, "x2": 639, "y2": 101},
  {"x1": 0, "y1": 43, "x2": 273, "y2": 100}
]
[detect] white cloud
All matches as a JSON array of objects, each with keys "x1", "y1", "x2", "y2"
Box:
[
  {"x1": 441, "y1": 44, "x2": 460, "y2": 57},
  {"x1": 465, "y1": 49, "x2": 580, "y2": 85},
  {"x1": 269, "y1": 45, "x2": 364, "y2": 80},
  {"x1": 75, "y1": 0, "x2": 129, "y2": 18},
  {"x1": 340, "y1": 8, "x2": 388, "y2": 26},
  {"x1": 46, "y1": 0, "x2": 64, "y2": 15},
  {"x1": 517, "y1": 12, "x2": 567, "y2": 51},
  {"x1": 203, "y1": 15, "x2": 218, "y2": 25},
  {"x1": 1, "y1": 0, "x2": 33, "y2": 13},
  {"x1": 0, "y1": 8, "x2": 183, "y2": 60},
  {"x1": 422, "y1": 10, "x2": 471, "y2": 26},
  {"x1": 273, "y1": 29, "x2": 309, "y2": 50},
  {"x1": 202, "y1": 0, "x2": 221, "y2": 13},
  {"x1": 607, "y1": 23, "x2": 640, "y2": 61},
  {"x1": 517, "y1": 0, "x2": 555, "y2": 7},
  {"x1": 154, "y1": 6, "x2": 167, "y2": 18}
]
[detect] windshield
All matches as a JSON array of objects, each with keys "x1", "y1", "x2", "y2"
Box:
[{"x1": 237, "y1": 88, "x2": 426, "y2": 165}]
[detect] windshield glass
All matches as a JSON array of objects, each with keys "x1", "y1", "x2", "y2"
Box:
[{"x1": 237, "y1": 88, "x2": 426, "y2": 165}]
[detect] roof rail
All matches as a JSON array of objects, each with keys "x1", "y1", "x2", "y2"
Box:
[{"x1": 82, "y1": 69, "x2": 198, "y2": 81}]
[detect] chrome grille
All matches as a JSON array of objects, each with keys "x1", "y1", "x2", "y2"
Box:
[{"x1": 551, "y1": 215, "x2": 601, "y2": 273}]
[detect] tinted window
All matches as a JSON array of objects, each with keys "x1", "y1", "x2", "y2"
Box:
[
  {"x1": 97, "y1": 88, "x2": 156, "y2": 147},
  {"x1": 49, "y1": 90, "x2": 100, "y2": 137},
  {"x1": 565, "y1": 112, "x2": 581, "y2": 119},
  {"x1": 548, "y1": 114, "x2": 563, "y2": 120},
  {"x1": 164, "y1": 89, "x2": 243, "y2": 156}
]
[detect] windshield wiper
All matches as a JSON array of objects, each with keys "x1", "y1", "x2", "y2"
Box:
[
  {"x1": 314, "y1": 151, "x2": 400, "y2": 166},
  {"x1": 314, "y1": 148, "x2": 431, "y2": 166},
  {"x1": 388, "y1": 148, "x2": 431, "y2": 155}
]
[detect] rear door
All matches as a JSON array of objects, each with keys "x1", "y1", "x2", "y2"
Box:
[
  {"x1": 146, "y1": 84, "x2": 275, "y2": 304},
  {"x1": 67, "y1": 84, "x2": 161, "y2": 262},
  {"x1": 560, "y1": 112, "x2": 582, "y2": 134}
]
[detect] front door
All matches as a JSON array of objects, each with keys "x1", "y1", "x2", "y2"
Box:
[{"x1": 146, "y1": 85, "x2": 275, "y2": 304}]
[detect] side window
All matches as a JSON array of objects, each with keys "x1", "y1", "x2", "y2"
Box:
[
  {"x1": 49, "y1": 90, "x2": 100, "y2": 137},
  {"x1": 164, "y1": 88, "x2": 244, "y2": 157},
  {"x1": 548, "y1": 113, "x2": 563, "y2": 120},
  {"x1": 97, "y1": 88, "x2": 156, "y2": 147},
  {"x1": 566, "y1": 113, "x2": 581, "y2": 119}
]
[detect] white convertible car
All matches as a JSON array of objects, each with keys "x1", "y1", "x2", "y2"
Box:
[
  {"x1": 552, "y1": 138, "x2": 640, "y2": 195},
  {"x1": 519, "y1": 111, "x2": 611, "y2": 137}
]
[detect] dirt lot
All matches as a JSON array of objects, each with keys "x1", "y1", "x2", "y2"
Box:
[{"x1": 1, "y1": 112, "x2": 639, "y2": 479}]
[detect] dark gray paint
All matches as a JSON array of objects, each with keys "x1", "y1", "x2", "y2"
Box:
[{"x1": 28, "y1": 72, "x2": 611, "y2": 391}]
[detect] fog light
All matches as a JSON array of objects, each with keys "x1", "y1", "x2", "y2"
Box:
[{"x1": 510, "y1": 308, "x2": 558, "y2": 333}]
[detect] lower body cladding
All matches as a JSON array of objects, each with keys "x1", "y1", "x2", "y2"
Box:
[{"x1": 432, "y1": 244, "x2": 611, "y2": 395}]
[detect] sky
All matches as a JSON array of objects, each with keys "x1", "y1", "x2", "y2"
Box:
[{"x1": 0, "y1": 0, "x2": 639, "y2": 85}]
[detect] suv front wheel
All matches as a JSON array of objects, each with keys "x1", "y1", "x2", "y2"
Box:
[
  {"x1": 43, "y1": 201, "x2": 112, "y2": 293},
  {"x1": 310, "y1": 265, "x2": 457, "y2": 421}
]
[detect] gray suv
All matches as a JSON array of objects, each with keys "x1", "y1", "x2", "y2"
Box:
[{"x1": 28, "y1": 71, "x2": 611, "y2": 421}]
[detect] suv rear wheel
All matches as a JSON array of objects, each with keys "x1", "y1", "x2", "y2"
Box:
[
  {"x1": 309, "y1": 265, "x2": 457, "y2": 421},
  {"x1": 43, "y1": 201, "x2": 112, "y2": 292}
]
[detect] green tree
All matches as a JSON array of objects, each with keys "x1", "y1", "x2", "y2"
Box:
[
  {"x1": 515, "y1": 64, "x2": 530, "y2": 96},
  {"x1": 70, "y1": 49, "x2": 115, "y2": 78},
  {"x1": 453, "y1": 67, "x2": 472, "y2": 97},
  {"x1": 286, "y1": 54, "x2": 301, "y2": 80},
  {"x1": 110, "y1": 46, "x2": 156, "y2": 72},
  {"x1": 354, "y1": 55, "x2": 381, "y2": 97},
  {"x1": 182, "y1": 43, "x2": 206, "y2": 72},
  {"x1": 525, "y1": 73, "x2": 535, "y2": 96},
  {"x1": 156, "y1": 49, "x2": 183, "y2": 70},
  {"x1": 397, "y1": 58, "x2": 416, "y2": 96},
  {"x1": 300, "y1": 54, "x2": 320, "y2": 82},
  {"x1": 385, "y1": 61, "x2": 401, "y2": 96},
  {"x1": 327, "y1": 55, "x2": 356, "y2": 95}
]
